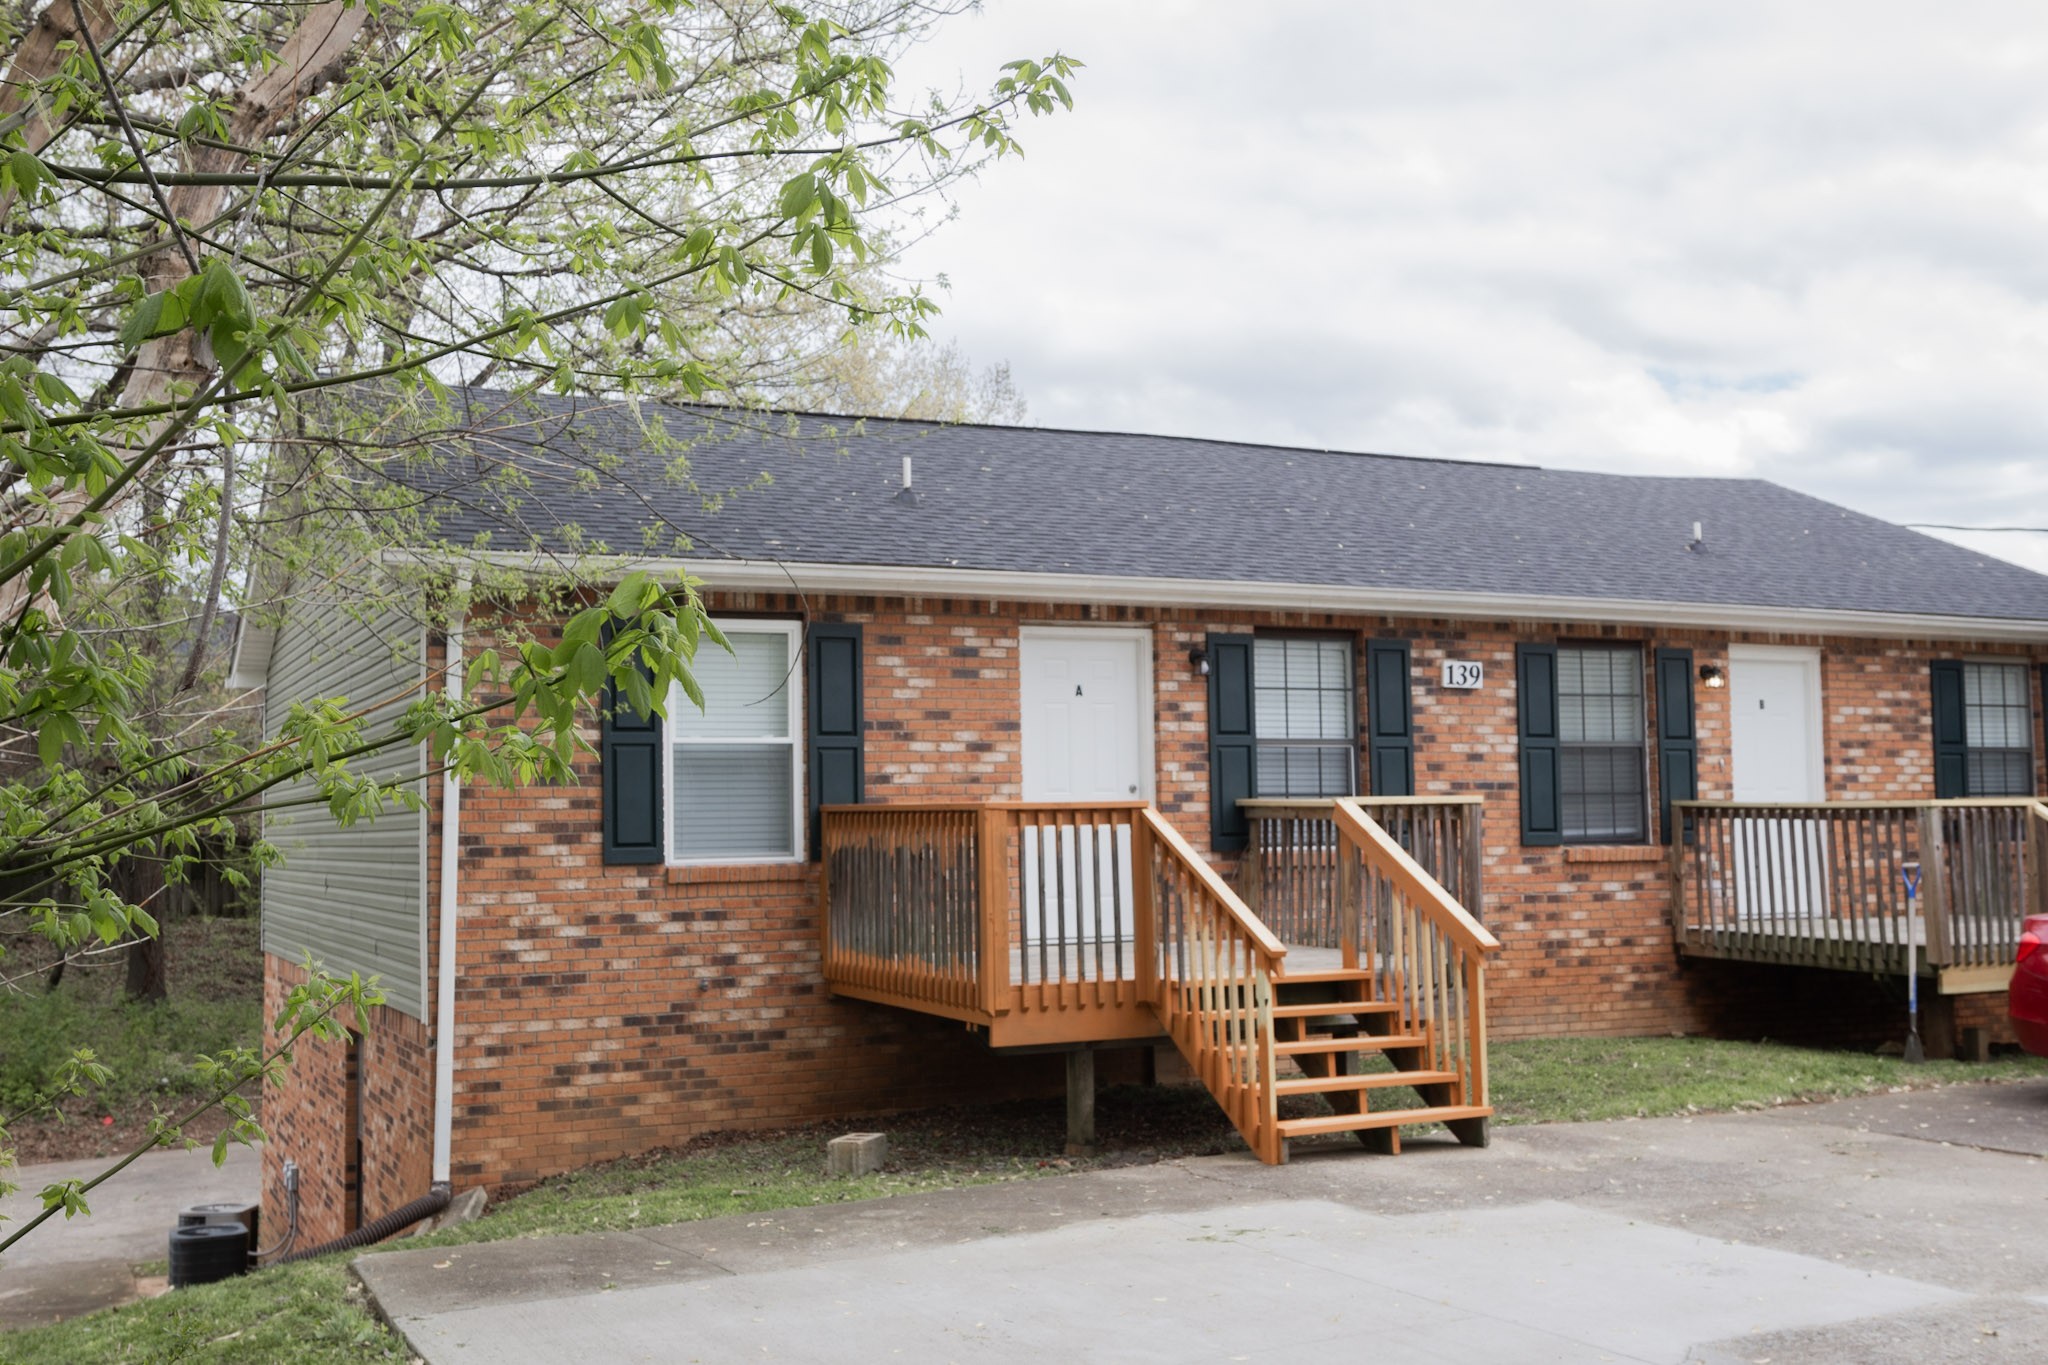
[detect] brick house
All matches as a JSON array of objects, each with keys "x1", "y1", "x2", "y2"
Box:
[{"x1": 235, "y1": 395, "x2": 2048, "y2": 1243}]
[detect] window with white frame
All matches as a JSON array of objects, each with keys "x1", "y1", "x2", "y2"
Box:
[
  {"x1": 1253, "y1": 636, "x2": 1356, "y2": 798},
  {"x1": 1963, "y1": 661, "x2": 2033, "y2": 797},
  {"x1": 668, "y1": 622, "x2": 802, "y2": 862}
]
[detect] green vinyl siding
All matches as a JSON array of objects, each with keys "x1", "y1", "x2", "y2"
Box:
[{"x1": 259, "y1": 599, "x2": 427, "y2": 1019}]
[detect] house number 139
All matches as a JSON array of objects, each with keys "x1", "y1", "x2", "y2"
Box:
[{"x1": 1440, "y1": 660, "x2": 1484, "y2": 689}]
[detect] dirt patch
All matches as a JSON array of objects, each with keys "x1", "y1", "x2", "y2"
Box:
[
  {"x1": 14, "y1": 916, "x2": 262, "y2": 1007},
  {"x1": 6, "y1": 1086, "x2": 262, "y2": 1167}
]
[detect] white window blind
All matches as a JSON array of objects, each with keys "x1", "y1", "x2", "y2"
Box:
[
  {"x1": 1254, "y1": 637, "x2": 1355, "y2": 798},
  {"x1": 669, "y1": 625, "x2": 801, "y2": 861}
]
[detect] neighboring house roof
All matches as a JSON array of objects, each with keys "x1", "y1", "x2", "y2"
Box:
[{"x1": 388, "y1": 391, "x2": 2048, "y2": 636}]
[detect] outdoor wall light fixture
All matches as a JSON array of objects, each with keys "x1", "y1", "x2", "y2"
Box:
[
  {"x1": 1698, "y1": 664, "x2": 1726, "y2": 689},
  {"x1": 1189, "y1": 647, "x2": 1210, "y2": 677}
]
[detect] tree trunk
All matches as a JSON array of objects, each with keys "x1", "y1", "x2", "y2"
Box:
[
  {"x1": 120, "y1": 855, "x2": 167, "y2": 1005},
  {"x1": 0, "y1": 1, "x2": 119, "y2": 226},
  {"x1": 0, "y1": 1, "x2": 370, "y2": 623}
]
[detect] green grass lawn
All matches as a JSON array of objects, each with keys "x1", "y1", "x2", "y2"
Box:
[
  {"x1": 1488, "y1": 1035, "x2": 2048, "y2": 1124},
  {"x1": 0, "y1": 1261, "x2": 398, "y2": 1365},
  {"x1": 6, "y1": 1035, "x2": 2044, "y2": 1363}
]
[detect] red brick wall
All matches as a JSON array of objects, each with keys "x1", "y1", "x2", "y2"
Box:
[
  {"x1": 263, "y1": 592, "x2": 2042, "y2": 1198},
  {"x1": 261, "y1": 958, "x2": 433, "y2": 1248}
]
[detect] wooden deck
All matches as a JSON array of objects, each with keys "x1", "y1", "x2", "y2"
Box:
[
  {"x1": 1670, "y1": 798, "x2": 2048, "y2": 990},
  {"x1": 819, "y1": 799, "x2": 1499, "y2": 1163}
]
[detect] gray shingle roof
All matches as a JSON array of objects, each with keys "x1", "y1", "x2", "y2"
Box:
[{"x1": 398, "y1": 391, "x2": 2048, "y2": 624}]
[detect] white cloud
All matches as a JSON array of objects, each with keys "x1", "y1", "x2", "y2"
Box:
[{"x1": 889, "y1": 2, "x2": 2048, "y2": 576}]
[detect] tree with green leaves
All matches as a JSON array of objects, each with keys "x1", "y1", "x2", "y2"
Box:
[{"x1": 0, "y1": 0, "x2": 1074, "y2": 1253}]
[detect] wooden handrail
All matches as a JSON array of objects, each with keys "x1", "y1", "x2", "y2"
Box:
[
  {"x1": 1140, "y1": 808, "x2": 1287, "y2": 964},
  {"x1": 1674, "y1": 798, "x2": 2043, "y2": 811},
  {"x1": 1332, "y1": 800, "x2": 1499, "y2": 955},
  {"x1": 1239, "y1": 796, "x2": 1485, "y2": 951},
  {"x1": 1139, "y1": 807, "x2": 1284, "y2": 1162},
  {"x1": 823, "y1": 800, "x2": 1151, "y2": 814},
  {"x1": 1325, "y1": 799, "x2": 1497, "y2": 1116},
  {"x1": 1242, "y1": 795, "x2": 1485, "y2": 809}
]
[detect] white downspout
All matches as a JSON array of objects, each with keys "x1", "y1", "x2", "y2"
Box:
[{"x1": 432, "y1": 577, "x2": 469, "y2": 1188}]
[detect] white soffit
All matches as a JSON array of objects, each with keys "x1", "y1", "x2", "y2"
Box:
[{"x1": 225, "y1": 620, "x2": 276, "y2": 691}]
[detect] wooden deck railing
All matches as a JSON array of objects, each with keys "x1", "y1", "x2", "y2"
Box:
[
  {"x1": 983, "y1": 803, "x2": 1156, "y2": 1038},
  {"x1": 1670, "y1": 798, "x2": 2048, "y2": 975},
  {"x1": 1240, "y1": 796, "x2": 1484, "y2": 946},
  {"x1": 821, "y1": 805, "x2": 986, "y2": 1020},
  {"x1": 1330, "y1": 799, "x2": 1500, "y2": 1113},
  {"x1": 822, "y1": 801, "x2": 1287, "y2": 1158},
  {"x1": 1141, "y1": 808, "x2": 1286, "y2": 1164}
]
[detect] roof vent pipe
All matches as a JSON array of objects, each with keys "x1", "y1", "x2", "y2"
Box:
[
  {"x1": 894, "y1": 454, "x2": 920, "y2": 506},
  {"x1": 1689, "y1": 521, "x2": 1705, "y2": 552}
]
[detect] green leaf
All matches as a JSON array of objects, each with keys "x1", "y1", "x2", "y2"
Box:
[
  {"x1": 778, "y1": 172, "x2": 817, "y2": 219},
  {"x1": 117, "y1": 294, "x2": 167, "y2": 352},
  {"x1": 8, "y1": 149, "x2": 48, "y2": 196}
]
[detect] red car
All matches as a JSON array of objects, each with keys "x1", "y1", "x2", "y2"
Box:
[{"x1": 2012, "y1": 914, "x2": 2048, "y2": 1057}]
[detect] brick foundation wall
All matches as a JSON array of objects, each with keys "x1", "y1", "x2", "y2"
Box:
[
  {"x1": 261, "y1": 957, "x2": 434, "y2": 1249},
  {"x1": 267, "y1": 591, "x2": 2041, "y2": 1198}
]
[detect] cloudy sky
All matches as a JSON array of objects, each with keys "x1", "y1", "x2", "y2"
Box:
[{"x1": 891, "y1": 2, "x2": 2048, "y2": 574}]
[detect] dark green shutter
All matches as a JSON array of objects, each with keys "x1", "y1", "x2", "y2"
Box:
[
  {"x1": 601, "y1": 652, "x2": 663, "y2": 865},
  {"x1": 1365, "y1": 639, "x2": 1414, "y2": 796},
  {"x1": 1931, "y1": 660, "x2": 1968, "y2": 798},
  {"x1": 1517, "y1": 643, "x2": 1563, "y2": 846},
  {"x1": 1654, "y1": 648, "x2": 1697, "y2": 844},
  {"x1": 1208, "y1": 633, "x2": 1256, "y2": 852},
  {"x1": 807, "y1": 623, "x2": 863, "y2": 856}
]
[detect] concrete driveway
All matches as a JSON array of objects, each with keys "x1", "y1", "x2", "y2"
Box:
[
  {"x1": 0, "y1": 1143, "x2": 259, "y2": 1328},
  {"x1": 359, "y1": 1083, "x2": 2048, "y2": 1364}
]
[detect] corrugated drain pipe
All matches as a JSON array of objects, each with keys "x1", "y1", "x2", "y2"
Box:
[{"x1": 271, "y1": 1183, "x2": 450, "y2": 1265}]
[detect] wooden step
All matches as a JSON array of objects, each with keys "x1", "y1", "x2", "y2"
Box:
[
  {"x1": 1271, "y1": 999, "x2": 1398, "y2": 1020},
  {"x1": 1274, "y1": 1033, "x2": 1426, "y2": 1058},
  {"x1": 1277, "y1": 1104, "x2": 1492, "y2": 1140},
  {"x1": 1274, "y1": 968, "x2": 1376, "y2": 986},
  {"x1": 1273, "y1": 1069, "x2": 1459, "y2": 1097}
]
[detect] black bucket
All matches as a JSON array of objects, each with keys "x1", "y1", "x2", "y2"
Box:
[{"x1": 168, "y1": 1222, "x2": 250, "y2": 1288}]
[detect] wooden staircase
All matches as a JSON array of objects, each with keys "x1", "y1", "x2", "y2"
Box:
[
  {"x1": 821, "y1": 797, "x2": 1500, "y2": 1166},
  {"x1": 1269, "y1": 967, "x2": 1490, "y2": 1156}
]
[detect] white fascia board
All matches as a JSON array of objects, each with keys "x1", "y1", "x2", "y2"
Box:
[
  {"x1": 381, "y1": 548, "x2": 2048, "y2": 645},
  {"x1": 224, "y1": 620, "x2": 276, "y2": 691}
]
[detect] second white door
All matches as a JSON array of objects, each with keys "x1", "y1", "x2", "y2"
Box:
[{"x1": 1729, "y1": 645, "x2": 1826, "y2": 921}]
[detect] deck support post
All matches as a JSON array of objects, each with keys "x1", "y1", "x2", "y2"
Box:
[
  {"x1": 1065, "y1": 1049, "x2": 1097, "y2": 1157},
  {"x1": 1446, "y1": 1114, "x2": 1490, "y2": 1148}
]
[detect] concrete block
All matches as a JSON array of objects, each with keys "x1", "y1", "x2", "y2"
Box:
[
  {"x1": 827, "y1": 1133, "x2": 887, "y2": 1177},
  {"x1": 435, "y1": 1186, "x2": 490, "y2": 1233}
]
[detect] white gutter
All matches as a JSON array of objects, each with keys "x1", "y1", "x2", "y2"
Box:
[
  {"x1": 431, "y1": 576, "x2": 469, "y2": 1188},
  {"x1": 380, "y1": 549, "x2": 2048, "y2": 646}
]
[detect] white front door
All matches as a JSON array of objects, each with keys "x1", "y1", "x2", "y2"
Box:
[
  {"x1": 1729, "y1": 646, "x2": 1826, "y2": 921},
  {"x1": 1020, "y1": 629, "x2": 1150, "y2": 802},
  {"x1": 1017, "y1": 629, "x2": 1151, "y2": 978}
]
